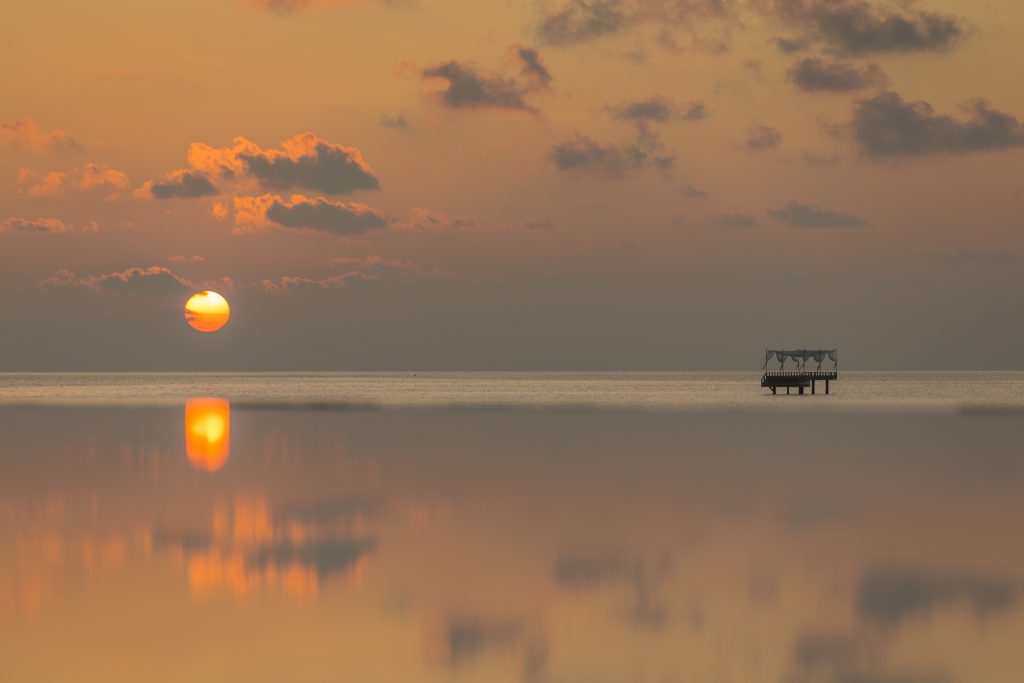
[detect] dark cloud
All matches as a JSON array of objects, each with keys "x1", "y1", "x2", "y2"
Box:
[
  {"x1": 422, "y1": 61, "x2": 536, "y2": 111},
  {"x1": 379, "y1": 113, "x2": 409, "y2": 129},
  {"x1": 146, "y1": 170, "x2": 219, "y2": 199},
  {"x1": 774, "y1": 36, "x2": 808, "y2": 53},
  {"x1": 550, "y1": 125, "x2": 674, "y2": 176},
  {"x1": 607, "y1": 96, "x2": 707, "y2": 122},
  {"x1": 769, "y1": 200, "x2": 866, "y2": 229},
  {"x1": 41, "y1": 266, "x2": 196, "y2": 294},
  {"x1": 772, "y1": 0, "x2": 966, "y2": 56},
  {"x1": 852, "y1": 92, "x2": 1024, "y2": 158},
  {"x1": 535, "y1": 0, "x2": 734, "y2": 48},
  {"x1": 264, "y1": 195, "x2": 388, "y2": 235},
  {"x1": 745, "y1": 125, "x2": 782, "y2": 150},
  {"x1": 1, "y1": 216, "x2": 73, "y2": 234},
  {"x1": 680, "y1": 184, "x2": 709, "y2": 198},
  {"x1": 238, "y1": 135, "x2": 380, "y2": 194},
  {"x1": 536, "y1": 0, "x2": 630, "y2": 45},
  {"x1": 857, "y1": 567, "x2": 1017, "y2": 627},
  {"x1": 516, "y1": 46, "x2": 553, "y2": 90},
  {"x1": 717, "y1": 213, "x2": 758, "y2": 228},
  {"x1": 788, "y1": 57, "x2": 886, "y2": 92}
]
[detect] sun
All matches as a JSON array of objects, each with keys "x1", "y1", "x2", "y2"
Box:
[{"x1": 185, "y1": 291, "x2": 230, "y2": 333}]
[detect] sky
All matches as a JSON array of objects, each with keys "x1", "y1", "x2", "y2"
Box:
[{"x1": 1, "y1": 0, "x2": 1022, "y2": 370}]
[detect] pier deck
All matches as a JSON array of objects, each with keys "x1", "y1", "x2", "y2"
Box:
[{"x1": 761, "y1": 370, "x2": 837, "y2": 395}]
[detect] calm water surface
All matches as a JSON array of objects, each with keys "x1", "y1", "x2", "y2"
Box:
[
  {"x1": 1, "y1": 376, "x2": 1023, "y2": 681},
  {"x1": 1, "y1": 371, "x2": 1023, "y2": 410}
]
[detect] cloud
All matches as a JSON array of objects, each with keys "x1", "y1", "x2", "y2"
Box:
[
  {"x1": 169, "y1": 254, "x2": 206, "y2": 263},
  {"x1": 240, "y1": 0, "x2": 367, "y2": 13},
  {"x1": 421, "y1": 49, "x2": 552, "y2": 113},
  {"x1": 137, "y1": 170, "x2": 219, "y2": 200},
  {"x1": 1, "y1": 216, "x2": 74, "y2": 234},
  {"x1": 856, "y1": 567, "x2": 1017, "y2": 627},
  {"x1": 40, "y1": 266, "x2": 196, "y2": 294},
  {"x1": 265, "y1": 195, "x2": 388, "y2": 235},
  {"x1": 606, "y1": 95, "x2": 707, "y2": 122},
  {"x1": 516, "y1": 46, "x2": 553, "y2": 91},
  {"x1": 717, "y1": 213, "x2": 758, "y2": 228},
  {"x1": 393, "y1": 207, "x2": 483, "y2": 231},
  {"x1": 328, "y1": 255, "x2": 416, "y2": 272},
  {"x1": 16, "y1": 169, "x2": 67, "y2": 197},
  {"x1": 235, "y1": 133, "x2": 380, "y2": 194},
  {"x1": 771, "y1": 0, "x2": 966, "y2": 55},
  {"x1": 535, "y1": 0, "x2": 733, "y2": 48},
  {"x1": 536, "y1": 0, "x2": 629, "y2": 45},
  {"x1": 744, "y1": 125, "x2": 782, "y2": 150},
  {"x1": 852, "y1": 92, "x2": 1024, "y2": 158},
  {"x1": 787, "y1": 57, "x2": 886, "y2": 92},
  {"x1": 550, "y1": 125, "x2": 674, "y2": 176},
  {"x1": 146, "y1": 133, "x2": 379, "y2": 197},
  {"x1": 379, "y1": 113, "x2": 409, "y2": 129},
  {"x1": 258, "y1": 256, "x2": 421, "y2": 294},
  {"x1": 774, "y1": 36, "x2": 809, "y2": 53},
  {"x1": 18, "y1": 164, "x2": 131, "y2": 199},
  {"x1": 222, "y1": 193, "x2": 386, "y2": 235},
  {"x1": 1, "y1": 118, "x2": 82, "y2": 153},
  {"x1": 77, "y1": 163, "x2": 130, "y2": 191},
  {"x1": 679, "y1": 184, "x2": 708, "y2": 198},
  {"x1": 769, "y1": 200, "x2": 865, "y2": 229}
]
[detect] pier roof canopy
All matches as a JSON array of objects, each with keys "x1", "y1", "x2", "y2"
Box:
[{"x1": 765, "y1": 349, "x2": 837, "y2": 368}]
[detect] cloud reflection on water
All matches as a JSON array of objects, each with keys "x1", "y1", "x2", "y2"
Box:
[{"x1": 1, "y1": 407, "x2": 1024, "y2": 682}]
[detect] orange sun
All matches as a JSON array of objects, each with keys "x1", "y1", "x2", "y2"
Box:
[{"x1": 185, "y1": 291, "x2": 230, "y2": 333}]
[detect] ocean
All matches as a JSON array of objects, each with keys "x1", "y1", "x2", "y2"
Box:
[
  {"x1": 2, "y1": 373, "x2": 1023, "y2": 682},
  {"x1": 1, "y1": 370, "x2": 1023, "y2": 410}
]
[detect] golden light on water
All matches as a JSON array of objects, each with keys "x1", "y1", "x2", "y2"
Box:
[
  {"x1": 184, "y1": 291, "x2": 230, "y2": 333},
  {"x1": 185, "y1": 398, "x2": 230, "y2": 471}
]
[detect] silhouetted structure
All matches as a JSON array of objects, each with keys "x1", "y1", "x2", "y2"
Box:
[{"x1": 761, "y1": 349, "x2": 837, "y2": 395}]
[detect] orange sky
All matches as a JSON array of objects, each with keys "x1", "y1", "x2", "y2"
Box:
[{"x1": 2, "y1": 0, "x2": 1023, "y2": 369}]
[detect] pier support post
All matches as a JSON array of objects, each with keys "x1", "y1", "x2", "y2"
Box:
[
  {"x1": 787, "y1": 387, "x2": 790, "y2": 395},
  {"x1": 799, "y1": 386, "x2": 804, "y2": 395},
  {"x1": 825, "y1": 380, "x2": 830, "y2": 395},
  {"x1": 771, "y1": 387, "x2": 776, "y2": 395},
  {"x1": 812, "y1": 380, "x2": 816, "y2": 395}
]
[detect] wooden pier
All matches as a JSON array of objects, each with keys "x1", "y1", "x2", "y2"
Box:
[
  {"x1": 761, "y1": 370, "x2": 837, "y2": 395},
  {"x1": 762, "y1": 349, "x2": 838, "y2": 395}
]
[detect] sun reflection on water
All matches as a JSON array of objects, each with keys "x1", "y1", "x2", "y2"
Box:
[{"x1": 185, "y1": 398, "x2": 230, "y2": 472}]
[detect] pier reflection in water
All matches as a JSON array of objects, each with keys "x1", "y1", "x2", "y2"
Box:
[{"x1": 1, "y1": 405, "x2": 1023, "y2": 682}]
